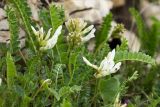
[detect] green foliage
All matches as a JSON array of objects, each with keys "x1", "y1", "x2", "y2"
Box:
[
  {"x1": 59, "y1": 85, "x2": 81, "y2": 98},
  {"x1": 99, "y1": 78, "x2": 120, "y2": 103},
  {"x1": 95, "y1": 13, "x2": 112, "y2": 51},
  {"x1": 39, "y1": 8, "x2": 52, "y2": 29},
  {"x1": 120, "y1": 71, "x2": 139, "y2": 96},
  {"x1": 27, "y1": 56, "x2": 41, "y2": 75},
  {"x1": 10, "y1": 0, "x2": 32, "y2": 35},
  {"x1": 0, "y1": 43, "x2": 8, "y2": 55},
  {"x1": 148, "y1": 97, "x2": 160, "y2": 107},
  {"x1": 129, "y1": 8, "x2": 158, "y2": 56},
  {"x1": 115, "y1": 51, "x2": 155, "y2": 65},
  {"x1": 9, "y1": 0, "x2": 36, "y2": 52},
  {"x1": 116, "y1": 38, "x2": 128, "y2": 51},
  {"x1": 48, "y1": 85, "x2": 81, "y2": 101},
  {"x1": 129, "y1": 8, "x2": 145, "y2": 42},
  {"x1": 61, "y1": 99, "x2": 72, "y2": 107},
  {"x1": 143, "y1": 66, "x2": 158, "y2": 92},
  {"x1": 6, "y1": 7, "x2": 20, "y2": 53},
  {"x1": 149, "y1": 18, "x2": 160, "y2": 54},
  {"x1": 0, "y1": 2, "x2": 158, "y2": 107},
  {"x1": 49, "y1": 4, "x2": 65, "y2": 63},
  {"x1": 49, "y1": 4, "x2": 65, "y2": 31},
  {"x1": 6, "y1": 52, "x2": 17, "y2": 88}
]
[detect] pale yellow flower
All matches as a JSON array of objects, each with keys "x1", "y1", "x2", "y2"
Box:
[{"x1": 65, "y1": 18, "x2": 96, "y2": 45}]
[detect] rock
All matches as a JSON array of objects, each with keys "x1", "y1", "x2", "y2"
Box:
[
  {"x1": 0, "y1": 8, "x2": 6, "y2": 20},
  {"x1": 27, "y1": 0, "x2": 40, "y2": 21},
  {"x1": 123, "y1": 30, "x2": 141, "y2": 52},
  {"x1": 0, "y1": 0, "x2": 38, "y2": 47},
  {"x1": 0, "y1": 19, "x2": 8, "y2": 30},
  {"x1": 0, "y1": 3, "x2": 27, "y2": 48},
  {"x1": 112, "y1": 0, "x2": 125, "y2": 7},
  {"x1": 141, "y1": 0, "x2": 160, "y2": 27},
  {"x1": 0, "y1": 31, "x2": 10, "y2": 43},
  {"x1": 55, "y1": 0, "x2": 113, "y2": 24}
]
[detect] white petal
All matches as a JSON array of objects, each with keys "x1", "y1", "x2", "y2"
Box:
[
  {"x1": 99, "y1": 57, "x2": 108, "y2": 69},
  {"x1": 100, "y1": 58, "x2": 115, "y2": 71},
  {"x1": 42, "y1": 25, "x2": 62, "y2": 50},
  {"x1": 107, "y1": 49, "x2": 115, "y2": 61},
  {"x1": 82, "y1": 25, "x2": 94, "y2": 35},
  {"x1": 101, "y1": 70, "x2": 111, "y2": 77},
  {"x1": 31, "y1": 26, "x2": 39, "y2": 36},
  {"x1": 81, "y1": 28, "x2": 96, "y2": 43},
  {"x1": 99, "y1": 49, "x2": 116, "y2": 73},
  {"x1": 45, "y1": 28, "x2": 52, "y2": 40},
  {"x1": 110, "y1": 62, "x2": 122, "y2": 73},
  {"x1": 82, "y1": 57, "x2": 98, "y2": 70},
  {"x1": 54, "y1": 25, "x2": 62, "y2": 37}
]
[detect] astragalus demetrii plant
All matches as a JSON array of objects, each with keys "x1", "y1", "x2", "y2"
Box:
[{"x1": 0, "y1": 1, "x2": 158, "y2": 107}]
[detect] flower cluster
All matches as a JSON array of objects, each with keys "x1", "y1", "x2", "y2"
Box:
[
  {"x1": 83, "y1": 49, "x2": 121, "y2": 78},
  {"x1": 31, "y1": 25, "x2": 62, "y2": 51},
  {"x1": 65, "y1": 18, "x2": 96, "y2": 45}
]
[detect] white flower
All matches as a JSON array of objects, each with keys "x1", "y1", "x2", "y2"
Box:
[
  {"x1": 0, "y1": 78, "x2": 1, "y2": 85},
  {"x1": 31, "y1": 25, "x2": 62, "y2": 51},
  {"x1": 83, "y1": 49, "x2": 121, "y2": 78},
  {"x1": 65, "y1": 18, "x2": 96, "y2": 44}
]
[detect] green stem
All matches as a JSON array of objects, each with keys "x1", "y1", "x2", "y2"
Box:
[
  {"x1": 91, "y1": 79, "x2": 100, "y2": 107},
  {"x1": 19, "y1": 50, "x2": 27, "y2": 64},
  {"x1": 67, "y1": 43, "x2": 72, "y2": 77},
  {"x1": 56, "y1": 45, "x2": 62, "y2": 63},
  {"x1": 68, "y1": 55, "x2": 77, "y2": 85},
  {"x1": 32, "y1": 85, "x2": 43, "y2": 100},
  {"x1": 30, "y1": 37, "x2": 37, "y2": 54},
  {"x1": 13, "y1": 0, "x2": 37, "y2": 53},
  {"x1": 55, "y1": 71, "x2": 59, "y2": 89},
  {"x1": 51, "y1": 49, "x2": 54, "y2": 61}
]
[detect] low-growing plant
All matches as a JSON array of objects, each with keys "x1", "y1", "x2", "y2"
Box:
[{"x1": 0, "y1": 0, "x2": 159, "y2": 107}]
